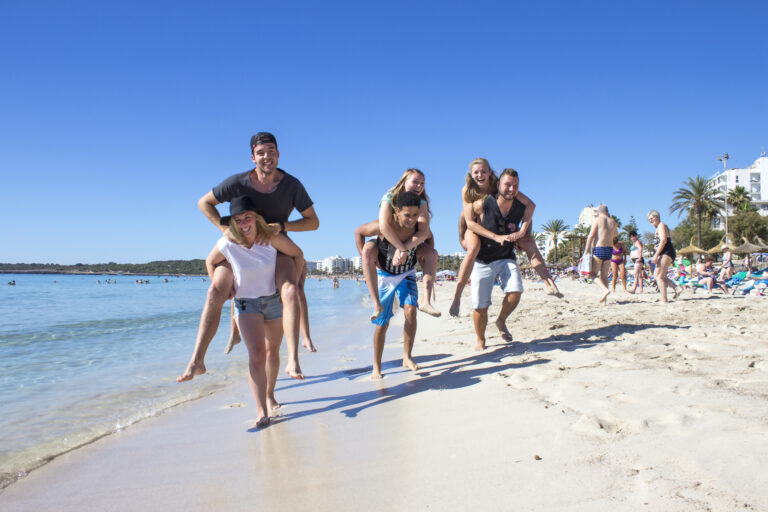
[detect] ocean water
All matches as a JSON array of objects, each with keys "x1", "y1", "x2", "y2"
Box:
[{"x1": 0, "y1": 273, "x2": 370, "y2": 488}]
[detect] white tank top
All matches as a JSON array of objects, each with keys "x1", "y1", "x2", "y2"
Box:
[{"x1": 216, "y1": 236, "x2": 277, "y2": 299}]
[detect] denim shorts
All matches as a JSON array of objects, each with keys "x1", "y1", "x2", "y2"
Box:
[{"x1": 233, "y1": 292, "x2": 282, "y2": 320}]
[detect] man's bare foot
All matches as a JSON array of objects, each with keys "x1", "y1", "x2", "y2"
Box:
[
  {"x1": 419, "y1": 303, "x2": 441, "y2": 317},
  {"x1": 475, "y1": 340, "x2": 486, "y2": 351},
  {"x1": 255, "y1": 416, "x2": 270, "y2": 429},
  {"x1": 402, "y1": 357, "x2": 420, "y2": 371},
  {"x1": 302, "y1": 339, "x2": 317, "y2": 352},
  {"x1": 495, "y1": 319, "x2": 513, "y2": 341},
  {"x1": 673, "y1": 287, "x2": 682, "y2": 299},
  {"x1": 371, "y1": 369, "x2": 383, "y2": 380},
  {"x1": 449, "y1": 299, "x2": 460, "y2": 317},
  {"x1": 598, "y1": 290, "x2": 610, "y2": 304},
  {"x1": 284, "y1": 362, "x2": 305, "y2": 380},
  {"x1": 224, "y1": 333, "x2": 241, "y2": 355},
  {"x1": 177, "y1": 361, "x2": 206, "y2": 382},
  {"x1": 268, "y1": 397, "x2": 281, "y2": 411},
  {"x1": 370, "y1": 305, "x2": 383, "y2": 321}
]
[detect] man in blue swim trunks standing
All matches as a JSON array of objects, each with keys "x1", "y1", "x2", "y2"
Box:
[
  {"x1": 468, "y1": 169, "x2": 531, "y2": 351},
  {"x1": 584, "y1": 204, "x2": 618, "y2": 304},
  {"x1": 354, "y1": 191, "x2": 423, "y2": 379}
]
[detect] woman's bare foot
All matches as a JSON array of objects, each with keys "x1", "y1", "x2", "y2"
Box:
[
  {"x1": 673, "y1": 287, "x2": 682, "y2": 299},
  {"x1": 177, "y1": 361, "x2": 206, "y2": 382},
  {"x1": 255, "y1": 416, "x2": 271, "y2": 429},
  {"x1": 419, "y1": 303, "x2": 441, "y2": 317},
  {"x1": 371, "y1": 369, "x2": 383, "y2": 380},
  {"x1": 598, "y1": 290, "x2": 610, "y2": 304},
  {"x1": 449, "y1": 299, "x2": 460, "y2": 317},
  {"x1": 302, "y1": 338, "x2": 317, "y2": 352},
  {"x1": 475, "y1": 340, "x2": 486, "y2": 351},
  {"x1": 268, "y1": 397, "x2": 281, "y2": 411},
  {"x1": 402, "y1": 357, "x2": 420, "y2": 371},
  {"x1": 224, "y1": 333, "x2": 241, "y2": 355},
  {"x1": 284, "y1": 361, "x2": 305, "y2": 380},
  {"x1": 495, "y1": 319, "x2": 513, "y2": 341}
]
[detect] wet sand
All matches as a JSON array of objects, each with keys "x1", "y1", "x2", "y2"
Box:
[{"x1": 1, "y1": 279, "x2": 767, "y2": 511}]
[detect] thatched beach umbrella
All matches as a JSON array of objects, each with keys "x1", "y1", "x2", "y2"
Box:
[
  {"x1": 732, "y1": 237, "x2": 763, "y2": 255},
  {"x1": 706, "y1": 234, "x2": 737, "y2": 255},
  {"x1": 677, "y1": 237, "x2": 708, "y2": 273},
  {"x1": 752, "y1": 236, "x2": 768, "y2": 251}
]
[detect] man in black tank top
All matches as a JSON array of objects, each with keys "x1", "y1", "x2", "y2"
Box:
[
  {"x1": 469, "y1": 169, "x2": 529, "y2": 350},
  {"x1": 353, "y1": 192, "x2": 424, "y2": 380}
]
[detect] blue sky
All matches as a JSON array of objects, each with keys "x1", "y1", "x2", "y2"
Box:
[{"x1": 1, "y1": 1, "x2": 766, "y2": 264}]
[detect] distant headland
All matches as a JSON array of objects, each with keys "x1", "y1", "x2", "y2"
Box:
[{"x1": 0, "y1": 260, "x2": 206, "y2": 276}]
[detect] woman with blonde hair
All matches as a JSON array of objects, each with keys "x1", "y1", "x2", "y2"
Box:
[
  {"x1": 647, "y1": 209, "x2": 682, "y2": 303},
  {"x1": 358, "y1": 168, "x2": 440, "y2": 320},
  {"x1": 449, "y1": 158, "x2": 561, "y2": 317},
  {"x1": 201, "y1": 196, "x2": 303, "y2": 428}
]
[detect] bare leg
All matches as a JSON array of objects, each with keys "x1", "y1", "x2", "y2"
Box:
[
  {"x1": 178, "y1": 264, "x2": 233, "y2": 382},
  {"x1": 224, "y1": 300, "x2": 241, "y2": 354},
  {"x1": 473, "y1": 307, "x2": 489, "y2": 351},
  {"x1": 451, "y1": 232, "x2": 480, "y2": 316},
  {"x1": 655, "y1": 256, "x2": 679, "y2": 302},
  {"x1": 276, "y1": 254, "x2": 304, "y2": 380},
  {"x1": 592, "y1": 257, "x2": 611, "y2": 304},
  {"x1": 297, "y1": 264, "x2": 317, "y2": 352},
  {"x1": 416, "y1": 243, "x2": 441, "y2": 317},
  {"x1": 237, "y1": 313, "x2": 269, "y2": 427},
  {"x1": 495, "y1": 291, "x2": 521, "y2": 341},
  {"x1": 620, "y1": 264, "x2": 628, "y2": 291},
  {"x1": 610, "y1": 262, "x2": 618, "y2": 293},
  {"x1": 362, "y1": 240, "x2": 383, "y2": 320},
  {"x1": 402, "y1": 305, "x2": 419, "y2": 371},
  {"x1": 264, "y1": 318, "x2": 283, "y2": 411},
  {"x1": 372, "y1": 322, "x2": 388, "y2": 380},
  {"x1": 518, "y1": 234, "x2": 562, "y2": 297}
]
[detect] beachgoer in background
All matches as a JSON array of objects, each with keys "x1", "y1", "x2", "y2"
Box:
[
  {"x1": 358, "y1": 169, "x2": 440, "y2": 320},
  {"x1": 696, "y1": 256, "x2": 729, "y2": 295},
  {"x1": 354, "y1": 192, "x2": 423, "y2": 379},
  {"x1": 647, "y1": 210, "x2": 682, "y2": 303},
  {"x1": 450, "y1": 159, "x2": 560, "y2": 317},
  {"x1": 610, "y1": 236, "x2": 628, "y2": 293},
  {"x1": 719, "y1": 245, "x2": 734, "y2": 282},
  {"x1": 584, "y1": 204, "x2": 617, "y2": 304},
  {"x1": 200, "y1": 197, "x2": 305, "y2": 427},
  {"x1": 627, "y1": 230, "x2": 644, "y2": 294},
  {"x1": 468, "y1": 169, "x2": 526, "y2": 350},
  {"x1": 178, "y1": 132, "x2": 318, "y2": 384}
]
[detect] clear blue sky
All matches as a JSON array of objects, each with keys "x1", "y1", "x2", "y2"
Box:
[{"x1": 1, "y1": 1, "x2": 766, "y2": 264}]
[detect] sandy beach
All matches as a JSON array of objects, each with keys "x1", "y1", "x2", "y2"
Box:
[{"x1": 1, "y1": 278, "x2": 767, "y2": 511}]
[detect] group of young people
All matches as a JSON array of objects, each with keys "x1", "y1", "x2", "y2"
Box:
[{"x1": 176, "y1": 134, "x2": 564, "y2": 427}]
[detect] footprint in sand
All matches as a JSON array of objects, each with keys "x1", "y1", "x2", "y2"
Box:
[{"x1": 226, "y1": 402, "x2": 245, "y2": 408}]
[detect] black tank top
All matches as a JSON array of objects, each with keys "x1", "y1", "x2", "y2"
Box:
[
  {"x1": 476, "y1": 195, "x2": 526, "y2": 264},
  {"x1": 376, "y1": 225, "x2": 418, "y2": 275}
]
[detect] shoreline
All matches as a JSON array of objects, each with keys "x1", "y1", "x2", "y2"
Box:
[{"x1": 1, "y1": 278, "x2": 767, "y2": 510}]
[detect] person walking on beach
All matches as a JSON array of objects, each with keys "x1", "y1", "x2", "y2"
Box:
[
  {"x1": 204, "y1": 196, "x2": 305, "y2": 427},
  {"x1": 647, "y1": 209, "x2": 682, "y2": 303},
  {"x1": 357, "y1": 169, "x2": 440, "y2": 320},
  {"x1": 583, "y1": 204, "x2": 618, "y2": 304},
  {"x1": 610, "y1": 236, "x2": 628, "y2": 293},
  {"x1": 354, "y1": 192, "x2": 423, "y2": 379},
  {"x1": 627, "y1": 230, "x2": 645, "y2": 294},
  {"x1": 178, "y1": 132, "x2": 319, "y2": 384},
  {"x1": 467, "y1": 169, "x2": 528, "y2": 350},
  {"x1": 450, "y1": 159, "x2": 560, "y2": 317}
]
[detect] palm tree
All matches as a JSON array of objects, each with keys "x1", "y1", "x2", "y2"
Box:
[
  {"x1": 541, "y1": 219, "x2": 569, "y2": 263},
  {"x1": 669, "y1": 176, "x2": 723, "y2": 247},
  {"x1": 728, "y1": 185, "x2": 752, "y2": 212}
]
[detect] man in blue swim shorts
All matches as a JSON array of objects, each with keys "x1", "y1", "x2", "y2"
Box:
[
  {"x1": 467, "y1": 169, "x2": 529, "y2": 350},
  {"x1": 354, "y1": 191, "x2": 423, "y2": 379},
  {"x1": 584, "y1": 204, "x2": 618, "y2": 304}
]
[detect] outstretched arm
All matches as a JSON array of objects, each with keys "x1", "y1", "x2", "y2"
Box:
[{"x1": 355, "y1": 220, "x2": 380, "y2": 255}]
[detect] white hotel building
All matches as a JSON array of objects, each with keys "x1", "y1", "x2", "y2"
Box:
[{"x1": 707, "y1": 154, "x2": 768, "y2": 229}]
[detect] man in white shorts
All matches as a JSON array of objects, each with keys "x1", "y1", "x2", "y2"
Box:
[{"x1": 468, "y1": 169, "x2": 529, "y2": 350}]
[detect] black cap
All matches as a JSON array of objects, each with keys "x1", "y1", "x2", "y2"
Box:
[
  {"x1": 220, "y1": 196, "x2": 257, "y2": 226},
  {"x1": 250, "y1": 132, "x2": 277, "y2": 150}
]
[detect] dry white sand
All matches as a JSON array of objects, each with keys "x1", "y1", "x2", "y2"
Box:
[{"x1": 1, "y1": 278, "x2": 767, "y2": 511}]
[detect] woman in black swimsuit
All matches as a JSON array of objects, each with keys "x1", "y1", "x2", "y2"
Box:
[{"x1": 647, "y1": 210, "x2": 682, "y2": 303}]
